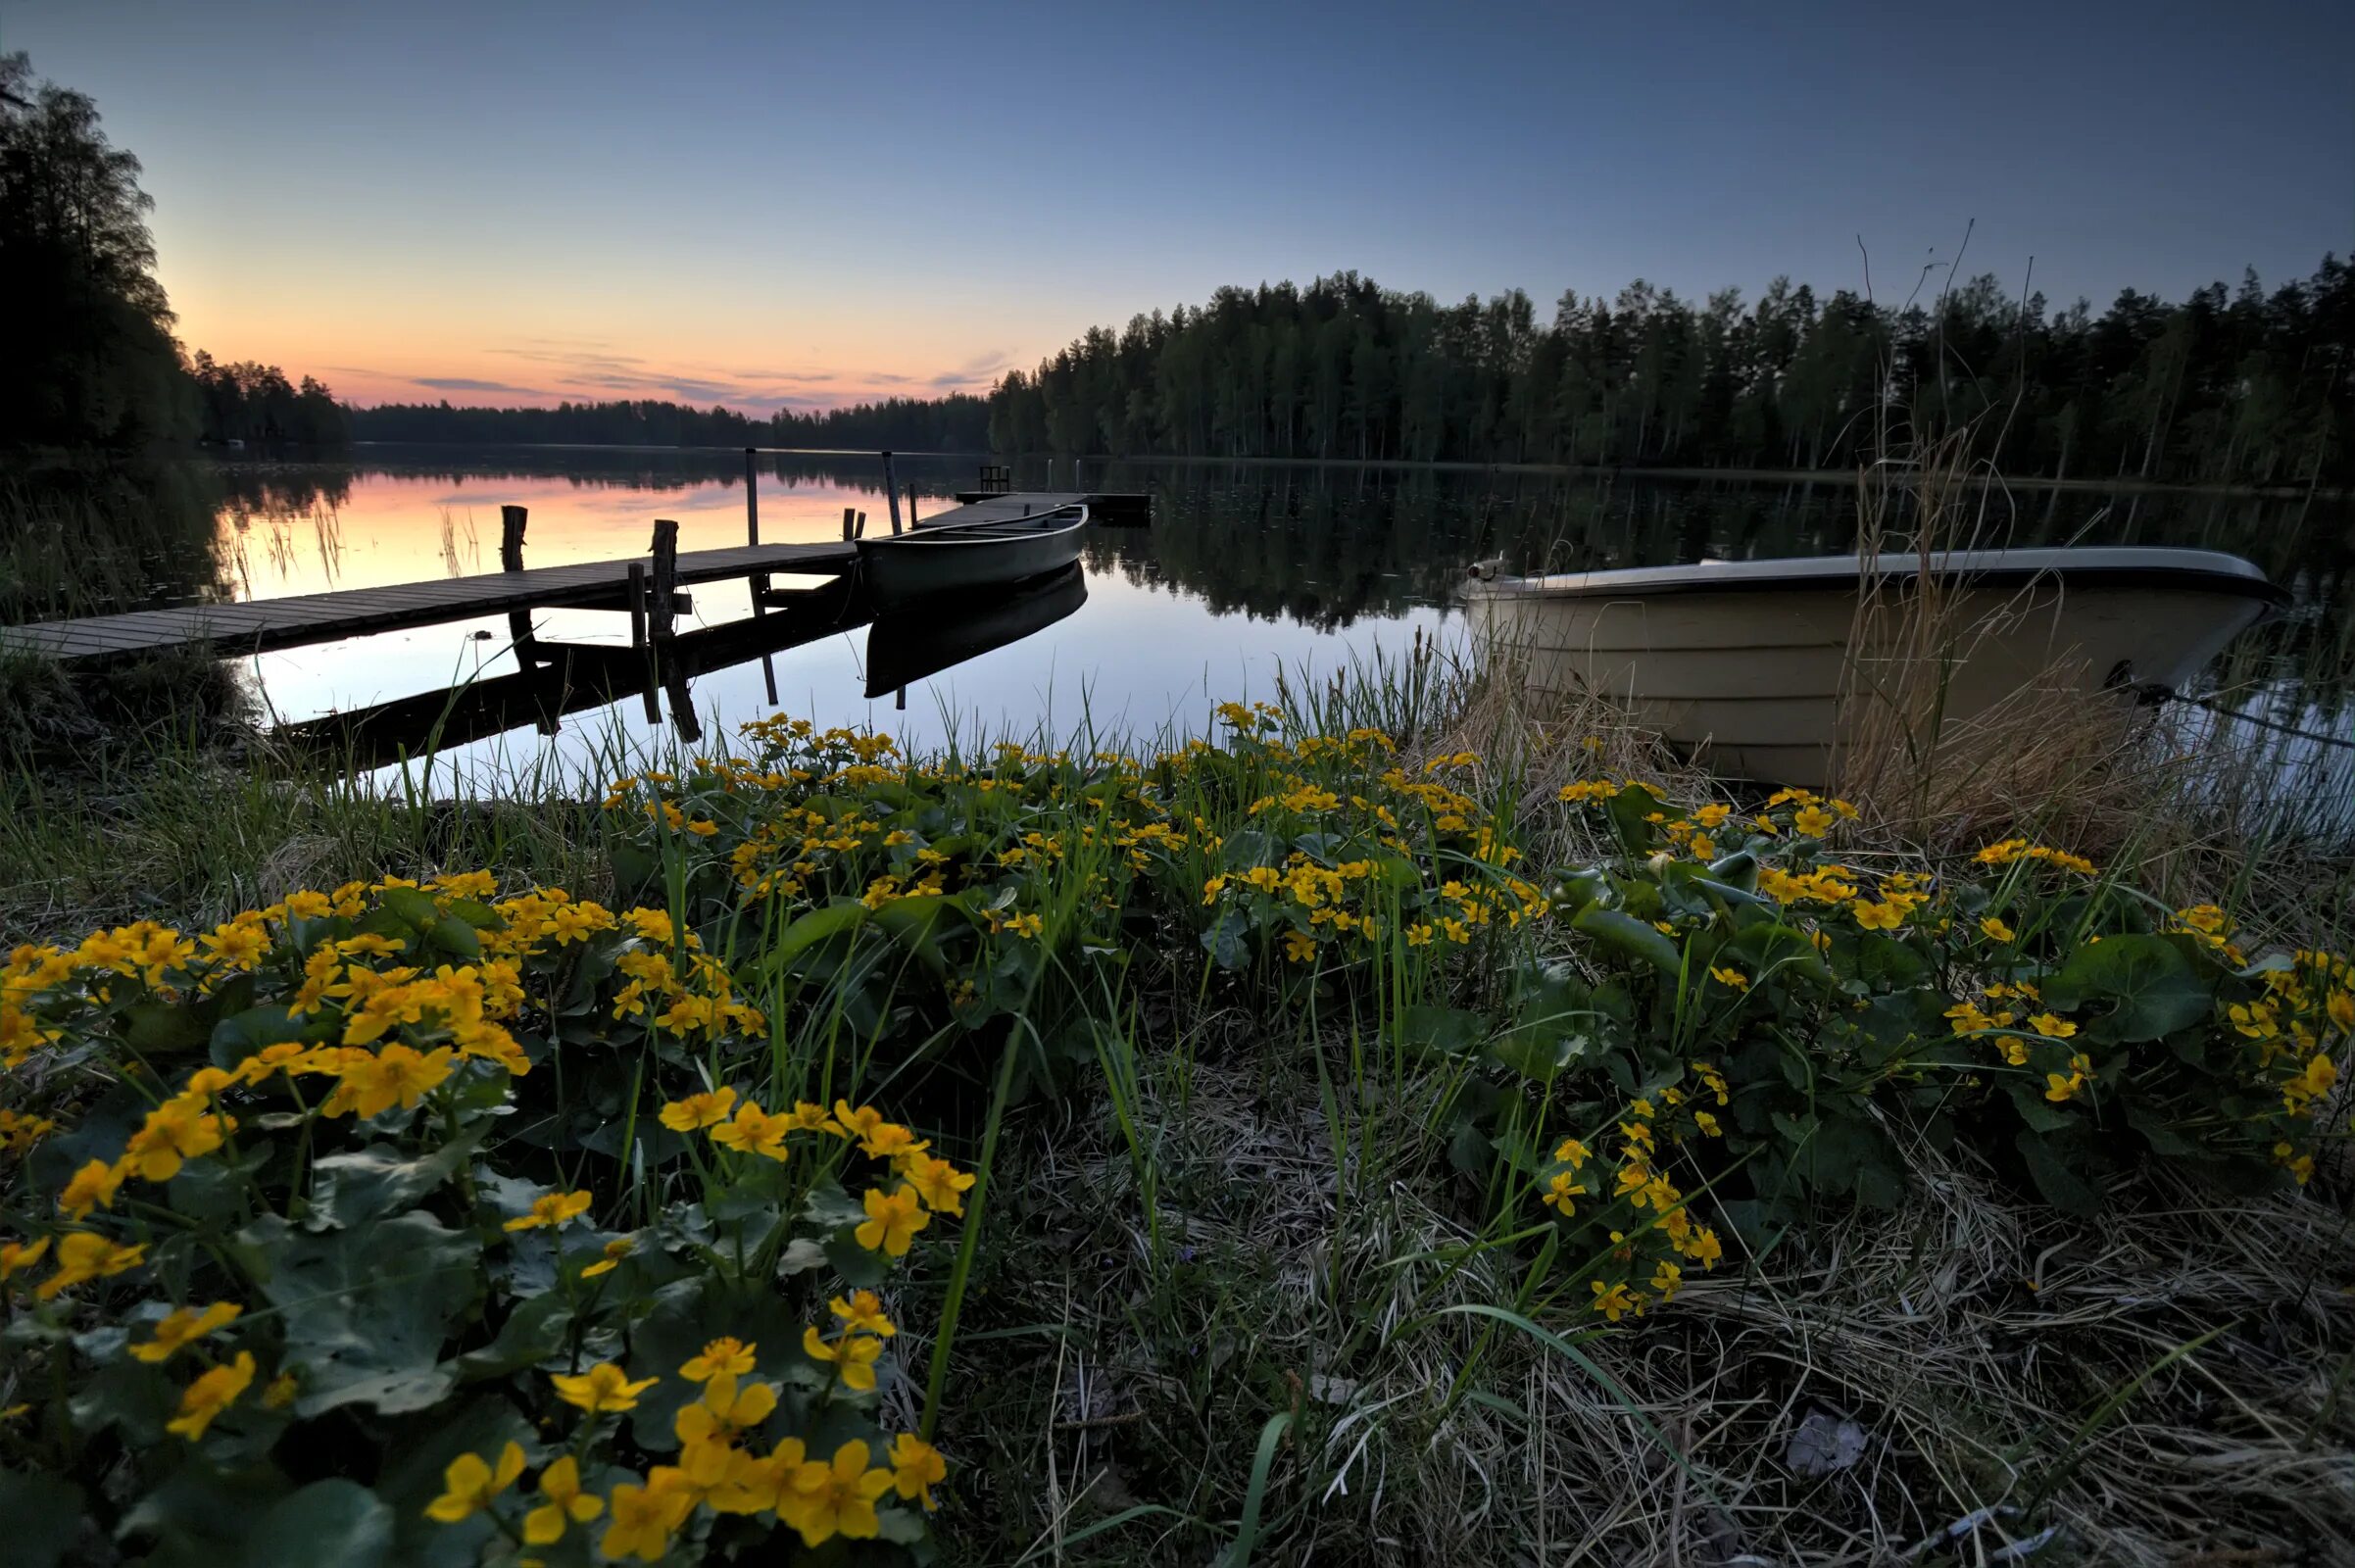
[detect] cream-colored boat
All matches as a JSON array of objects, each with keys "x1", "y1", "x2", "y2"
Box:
[{"x1": 1464, "y1": 548, "x2": 2287, "y2": 789}]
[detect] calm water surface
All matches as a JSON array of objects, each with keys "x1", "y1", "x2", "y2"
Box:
[{"x1": 191, "y1": 448, "x2": 2351, "y2": 789}]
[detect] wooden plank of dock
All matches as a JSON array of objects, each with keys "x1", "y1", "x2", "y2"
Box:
[
  {"x1": 0, "y1": 541, "x2": 859, "y2": 664},
  {"x1": 2, "y1": 489, "x2": 1143, "y2": 666}
]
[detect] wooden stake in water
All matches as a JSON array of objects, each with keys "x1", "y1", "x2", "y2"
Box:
[
  {"x1": 649, "y1": 519, "x2": 680, "y2": 640},
  {"x1": 882, "y1": 450, "x2": 903, "y2": 535},
  {"x1": 499, "y1": 505, "x2": 527, "y2": 570},
  {"x1": 625, "y1": 562, "x2": 648, "y2": 648},
  {"x1": 908, "y1": 482, "x2": 920, "y2": 526},
  {"x1": 744, "y1": 447, "x2": 760, "y2": 545}
]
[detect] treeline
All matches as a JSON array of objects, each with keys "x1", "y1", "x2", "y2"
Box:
[
  {"x1": 189, "y1": 355, "x2": 349, "y2": 446},
  {"x1": 348, "y1": 393, "x2": 991, "y2": 452},
  {"x1": 985, "y1": 264, "x2": 2354, "y2": 486},
  {"x1": 1, "y1": 55, "x2": 352, "y2": 455}
]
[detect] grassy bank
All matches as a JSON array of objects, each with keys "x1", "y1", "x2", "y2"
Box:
[{"x1": 2, "y1": 649, "x2": 2351, "y2": 1566}]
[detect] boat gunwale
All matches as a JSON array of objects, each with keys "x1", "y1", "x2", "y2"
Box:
[
  {"x1": 1469, "y1": 548, "x2": 2291, "y2": 608},
  {"x1": 862, "y1": 504, "x2": 1090, "y2": 550}
]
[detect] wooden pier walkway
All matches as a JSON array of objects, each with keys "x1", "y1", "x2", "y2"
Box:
[
  {"x1": 1, "y1": 475, "x2": 1147, "y2": 666},
  {"x1": 0, "y1": 542, "x2": 859, "y2": 664}
]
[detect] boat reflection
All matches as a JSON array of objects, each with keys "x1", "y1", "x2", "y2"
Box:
[{"x1": 862, "y1": 565, "x2": 1085, "y2": 699}]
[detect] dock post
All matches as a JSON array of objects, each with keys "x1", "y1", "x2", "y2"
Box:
[
  {"x1": 626, "y1": 563, "x2": 648, "y2": 647},
  {"x1": 842, "y1": 506, "x2": 856, "y2": 542},
  {"x1": 649, "y1": 519, "x2": 680, "y2": 640},
  {"x1": 499, "y1": 506, "x2": 528, "y2": 570},
  {"x1": 882, "y1": 451, "x2": 903, "y2": 535},
  {"x1": 855, "y1": 511, "x2": 867, "y2": 538},
  {"x1": 744, "y1": 448, "x2": 760, "y2": 545},
  {"x1": 908, "y1": 482, "x2": 920, "y2": 526}
]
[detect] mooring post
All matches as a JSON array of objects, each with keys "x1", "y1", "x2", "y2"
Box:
[
  {"x1": 499, "y1": 505, "x2": 527, "y2": 570},
  {"x1": 841, "y1": 506, "x2": 856, "y2": 542},
  {"x1": 649, "y1": 519, "x2": 680, "y2": 640},
  {"x1": 744, "y1": 447, "x2": 760, "y2": 545},
  {"x1": 855, "y1": 511, "x2": 867, "y2": 539},
  {"x1": 625, "y1": 563, "x2": 648, "y2": 648},
  {"x1": 882, "y1": 451, "x2": 903, "y2": 535},
  {"x1": 908, "y1": 481, "x2": 920, "y2": 526}
]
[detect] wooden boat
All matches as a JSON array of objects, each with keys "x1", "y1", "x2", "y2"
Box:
[
  {"x1": 862, "y1": 565, "x2": 1087, "y2": 698},
  {"x1": 857, "y1": 502, "x2": 1089, "y2": 604},
  {"x1": 1464, "y1": 547, "x2": 2288, "y2": 789}
]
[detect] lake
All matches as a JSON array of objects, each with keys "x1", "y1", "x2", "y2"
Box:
[{"x1": 156, "y1": 448, "x2": 2355, "y2": 792}]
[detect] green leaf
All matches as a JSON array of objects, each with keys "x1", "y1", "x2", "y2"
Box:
[
  {"x1": 240, "y1": 1481, "x2": 392, "y2": 1568},
  {"x1": 0, "y1": 1466, "x2": 84, "y2": 1568},
  {"x1": 454, "y1": 1292, "x2": 573, "y2": 1383},
  {"x1": 307, "y1": 1124, "x2": 490, "y2": 1230},
  {"x1": 247, "y1": 1210, "x2": 480, "y2": 1416},
  {"x1": 1387, "y1": 1004, "x2": 1487, "y2": 1060},
  {"x1": 123, "y1": 1000, "x2": 206, "y2": 1054},
  {"x1": 372, "y1": 1397, "x2": 535, "y2": 1568},
  {"x1": 2015, "y1": 1128, "x2": 2103, "y2": 1215},
  {"x1": 1200, "y1": 907, "x2": 1250, "y2": 971},
  {"x1": 2006, "y1": 1082, "x2": 2078, "y2": 1133},
  {"x1": 1571, "y1": 906, "x2": 1683, "y2": 974},
  {"x1": 2041, "y1": 934, "x2": 2212, "y2": 1043}
]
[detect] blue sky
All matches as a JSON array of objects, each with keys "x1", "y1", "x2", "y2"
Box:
[{"x1": 9, "y1": 0, "x2": 2350, "y2": 408}]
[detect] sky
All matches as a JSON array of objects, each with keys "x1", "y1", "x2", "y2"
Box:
[{"x1": 9, "y1": 0, "x2": 2352, "y2": 413}]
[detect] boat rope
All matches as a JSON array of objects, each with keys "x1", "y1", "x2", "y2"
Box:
[{"x1": 2162, "y1": 690, "x2": 2355, "y2": 753}]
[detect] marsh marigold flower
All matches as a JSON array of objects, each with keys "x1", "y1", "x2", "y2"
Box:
[
  {"x1": 680, "y1": 1336, "x2": 757, "y2": 1382},
  {"x1": 658, "y1": 1086, "x2": 737, "y2": 1132},
  {"x1": 888, "y1": 1433, "x2": 947, "y2": 1510},
  {"x1": 505, "y1": 1189, "x2": 594, "y2": 1232},
  {"x1": 550, "y1": 1361, "x2": 658, "y2": 1414},
  {"x1": 37, "y1": 1230, "x2": 145, "y2": 1299},
  {"x1": 425, "y1": 1441, "x2": 526, "y2": 1523},
  {"x1": 130, "y1": 1301, "x2": 242, "y2": 1363},
  {"x1": 582, "y1": 1235, "x2": 634, "y2": 1277},
  {"x1": 855, "y1": 1185, "x2": 930, "y2": 1256},
  {"x1": 166, "y1": 1349, "x2": 256, "y2": 1440},
  {"x1": 803, "y1": 1324, "x2": 885, "y2": 1391},
  {"x1": 521, "y1": 1454, "x2": 603, "y2": 1544},
  {"x1": 830, "y1": 1290, "x2": 896, "y2": 1338},
  {"x1": 781, "y1": 1440, "x2": 896, "y2": 1547},
  {"x1": 601, "y1": 1473, "x2": 696, "y2": 1562}
]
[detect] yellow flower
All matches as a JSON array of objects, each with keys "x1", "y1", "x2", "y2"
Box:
[
  {"x1": 1792, "y1": 805, "x2": 1834, "y2": 837},
  {"x1": 522, "y1": 1454, "x2": 604, "y2": 1544},
  {"x1": 783, "y1": 1101, "x2": 846, "y2": 1136},
  {"x1": 1693, "y1": 1110, "x2": 1722, "y2": 1137},
  {"x1": 262, "y1": 1372, "x2": 299, "y2": 1408},
  {"x1": 2043, "y1": 1054, "x2": 2092, "y2": 1103},
  {"x1": 1283, "y1": 929, "x2": 1318, "y2": 963},
  {"x1": 36, "y1": 1230, "x2": 146, "y2": 1299},
  {"x1": 130, "y1": 1301, "x2": 242, "y2": 1363},
  {"x1": 600, "y1": 1473, "x2": 696, "y2": 1561},
  {"x1": 1589, "y1": 1280, "x2": 1640, "y2": 1322},
  {"x1": 550, "y1": 1362, "x2": 659, "y2": 1414},
  {"x1": 855, "y1": 1184, "x2": 931, "y2": 1257},
  {"x1": 710, "y1": 1102, "x2": 792, "y2": 1160},
  {"x1": 582, "y1": 1235, "x2": 635, "y2": 1277},
  {"x1": 1551, "y1": 1136, "x2": 1590, "y2": 1169},
  {"x1": 680, "y1": 1336, "x2": 757, "y2": 1383},
  {"x1": 675, "y1": 1372, "x2": 779, "y2": 1444},
  {"x1": 898, "y1": 1151, "x2": 976, "y2": 1215},
  {"x1": 830, "y1": 1290, "x2": 897, "y2": 1338},
  {"x1": 888, "y1": 1433, "x2": 947, "y2": 1510},
  {"x1": 58, "y1": 1157, "x2": 126, "y2": 1219},
  {"x1": 1, "y1": 1236, "x2": 52, "y2": 1280},
  {"x1": 658, "y1": 1086, "x2": 737, "y2": 1132},
  {"x1": 1851, "y1": 899, "x2": 1902, "y2": 932},
  {"x1": 803, "y1": 1324, "x2": 886, "y2": 1391},
  {"x1": 780, "y1": 1440, "x2": 896, "y2": 1547},
  {"x1": 1708, "y1": 965, "x2": 1748, "y2": 992},
  {"x1": 1979, "y1": 916, "x2": 2016, "y2": 943},
  {"x1": 833, "y1": 1102, "x2": 888, "y2": 1147},
  {"x1": 505, "y1": 1189, "x2": 594, "y2": 1232},
  {"x1": 1649, "y1": 1260, "x2": 1685, "y2": 1301},
  {"x1": 1542, "y1": 1171, "x2": 1588, "y2": 1216},
  {"x1": 425, "y1": 1441, "x2": 526, "y2": 1523},
  {"x1": 166, "y1": 1349, "x2": 257, "y2": 1441},
  {"x1": 320, "y1": 1043, "x2": 455, "y2": 1119},
  {"x1": 2027, "y1": 1012, "x2": 2077, "y2": 1040}
]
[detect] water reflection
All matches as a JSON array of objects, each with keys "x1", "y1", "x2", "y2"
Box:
[{"x1": 22, "y1": 445, "x2": 2339, "y2": 784}]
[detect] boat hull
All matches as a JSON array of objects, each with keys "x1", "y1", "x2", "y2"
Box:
[
  {"x1": 857, "y1": 515, "x2": 1087, "y2": 604},
  {"x1": 1468, "y1": 555, "x2": 2280, "y2": 789}
]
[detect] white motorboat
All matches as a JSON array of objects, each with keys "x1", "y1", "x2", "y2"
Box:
[
  {"x1": 857, "y1": 502, "x2": 1090, "y2": 604},
  {"x1": 1464, "y1": 547, "x2": 2288, "y2": 788}
]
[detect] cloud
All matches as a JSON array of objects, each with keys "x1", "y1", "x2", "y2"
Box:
[{"x1": 413, "y1": 375, "x2": 547, "y2": 398}]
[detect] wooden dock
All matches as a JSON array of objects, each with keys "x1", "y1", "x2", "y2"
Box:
[{"x1": 0, "y1": 477, "x2": 1148, "y2": 667}]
